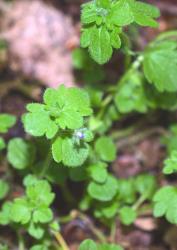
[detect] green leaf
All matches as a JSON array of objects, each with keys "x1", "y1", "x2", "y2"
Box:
[
  {"x1": 163, "y1": 150, "x2": 177, "y2": 174},
  {"x1": 88, "y1": 175, "x2": 118, "y2": 201},
  {"x1": 0, "y1": 202, "x2": 12, "y2": 225},
  {"x1": 26, "y1": 180, "x2": 55, "y2": 206},
  {"x1": 135, "y1": 174, "x2": 157, "y2": 200},
  {"x1": 118, "y1": 179, "x2": 136, "y2": 204},
  {"x1": 114, "y1": 71, "x2": 148, "y2": 113},
  {"x1": 56, "y1": 108, "x2": 83, "y2": 130},
  {"x1": 110, "y1": 30, "x2": 121, "y2": 49},
  {"x1": 33, "y1": 207, "x2": 53, "y2": 223},
  {"x1": 79, "y1": 239, "x2": 97, "y2": 250},
  {"x1": 81, "y1": 28, "x2": 92, "y2": 48},
  {"x1": 95, "y1": 136, "x2": 116, "y2": 162},
  {"x1": 0, "y1": 114, "x2": 16, "y2": 133},
  {"x1": 28, "y1": 222, "x2": 45, "y2": 239},
  {"x1": 23, "y1": 111, "x2": 58, "y2": 139},
  {"x1": 130, "y1": 0, "x2": 160, "y2": 27},
  {"x1": 111, "y1": 0, "x2": 134, "y2": 26},
  {"x1": 119, "y1": 206, "x2": 137, "y2": 225},
  {"x1": 30, "y1": 245, "x2": 48, "y2": 250},
  {"x1": 0, "y1": 180, "x2": 9, "y2": 200},
  {"x1": 81, "y1": 2, "x2": 97, "y2": 25},
  {"x1": 98, "y1": 244, "x2": 123, "y2": 250},
  {"x1": 143, "y1": 41, "x2": 177, "y2": 92},
  {"x1": 52, "y1": 137, "x2": 63, "y2": 163},
  {"x1": 89, "y1": 26, "x2": 112, "y2": 64},
  {"x1": 62, "y1": 138, "x2": 89, "y2": 167},
  {"x1": 11, "y1": 198, "x2": 31, "y2": 224},
  {"x1": 95, "y1": 201, "x2": 119, "y2": 219},
  {"x1": 88, "y1": 162, "x2": 108, "y2": 183},
  {"x1": 0, "y1": 137, "x2": 5, "y2": 151},
  {"x1": 7, "y1": 138, "x2": 36, "y2": 169},
  {"x1": 153, "y1": 186, "x2": 177, "y2": 224}
]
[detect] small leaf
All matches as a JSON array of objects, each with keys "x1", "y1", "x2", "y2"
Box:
[
  {"x1": 95, "y1": 136, "x2": 116, "y2": 162},
  {"x1": 30, "y1": 245, "x2": 48, "y2": 250},
  {"x1": 89, "y1": 26, "x2": 112, "y2": 64},
  {"x1": 11, "y1": 198, "x2": 31, "y2": 224},
  {"x1": 88, "y1": 162, "x2": 108, "y2": 183},
  {"x1": 88, "y1": 175, "x2": 118, "y2": 201},
  {"x1": 7, "y1": 138, "x2": 36, "y2": 170},
  {"x1": 62, "y1": 138, "x2": 89, "y2": 167},
  {"x1": 28, "y1": 222, "x2": 45, "y2": 239},
  {"x1": 0, "y1": 138, "x2": 5, "y2": 151},
  {"x1": 0, "y1": 202, "x2": 12, "y2": 225},
  {"x1": 0, "y1": 180, "x2": 9, "y2": 200},
  {"x1": 79, "y1": 239, "x2": 97, "y2": 250},
  {"x1": 33, "y1": 207, "x2": 53, "y2": 223},
  {"x1": 52, "y1": 137, "x2": 63, "y2": 163},
  {"x1": 98, "y1": 244, "x2": 123, "y2": 250},
  {"x1": 0, "y1": 114, "x2": 16, "y2": 133},
  {"x1": 163, "y1": 150, "x2": 177, "y2": 174},
  {"x1": 119, "y1": 206, "x2": 137, "y2": 225}
]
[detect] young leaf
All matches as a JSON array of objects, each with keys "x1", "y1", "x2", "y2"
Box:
[
  {"x1": 7, "y1": 138, "x2": 36, "y2": 170},
  {"x1": 135, "y1": 174, "x2": 157, "y2": 199},
  {"x1": 10, "y1": 198, "x2": 31, "y2": 224},
  {"x1": 98, "y1": 244, "x2": 123, "y2": 250},
  {"x1": 0, "y1": 138, "x2": 5, "y2": 151},
  {"x1": 119, "y1": 206, "x2": 137, "y2": 225},
  {"x1": 88, "y1": 162, "x2": 108, "y2": 183},
  {"x1": 0, "y1": 202, "x2": 12, "y2": 225},
  {"x1": 79, "y1": 239, "x2": 97, "y2": 250},
  {"x1": 163, "y1": 150, "x2": 177, "y2": 174},
  {"x1": 114, "y1": 71, "x2": 148, "y2": 113},
  {"x1": 62, "y1": 138, "x2": 89, "y2": 167},
  {"x1": 0, "y1": 114, "x2": 16, "y2": 133},
  {"x1": 89, "y1": 26, "x2": 112, "y2": 64},
  {"x1": 88, "y1": 175, "x2": 118, "y2": 201},
  {"x1": 0, "y1": 180, "x2": 9, "y2": 200},
  {"x1": 95, "y1": 136, "x2": 116, "y2": 162},
  {"x1": 30, "y1": 245, "x2": 48, "y2": 250},
  {"x1": 28, "y1": 222, "x2": 45, "y2": 239}
]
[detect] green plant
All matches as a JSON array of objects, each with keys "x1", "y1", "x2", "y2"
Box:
[{"x1": 0, "y1": 0, "x2": 177, "y2": 249}]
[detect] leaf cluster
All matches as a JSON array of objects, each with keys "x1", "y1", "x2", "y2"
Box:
[{"x1": 81, "y1": 0, "x2": 160, "y2": 64}]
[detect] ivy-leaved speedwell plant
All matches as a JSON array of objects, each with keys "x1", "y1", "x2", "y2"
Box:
[{"x1": 0, "y1": 0, "x2": 177, "y2": 249}]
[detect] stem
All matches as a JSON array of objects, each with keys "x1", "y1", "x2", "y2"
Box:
[
  {"x1": 132, "y1": 195, "x2": 146, "y2": 210},
  {"x1": 110, "y1": 220, "x2": 117, "y2": 243},
  {"x1": 17, "y1": 232, "x2": 25, "y2": 250},
  {"x1": 40, "y1": 150, "x2": 52, "y2": 178},
  {"x1": 52, "y1": 231, "x2": 69, "y2": 250},
  {"x1": 78, "y1": 212, "x2": 107, "y2": 243}
]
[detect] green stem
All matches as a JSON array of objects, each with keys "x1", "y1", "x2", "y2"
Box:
[
  {"x1": 18, "y1": 232, "x2": 25, "y2": 250},
  {"x1": 40, "y1": 150, "x2": 52, "y2": 178},
  {"x1": 52, "y1": 231, "x2": 69, "y2": 250},
  {"x1": 110, "y1": 220, "x2": 117, "y2": 243},
  {"x1": 132, "y1": 195, "x2": 146, "y2": 211}
]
